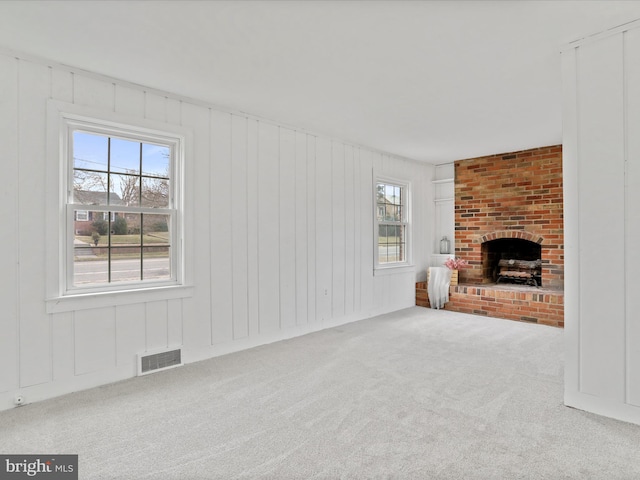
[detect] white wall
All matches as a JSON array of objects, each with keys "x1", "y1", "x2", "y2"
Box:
[
  {"x1": 431, "y1": 163, "x2": 455, "y2": 268},
  {"x1": 562, "y1": 19, "x2": 640, "y2": 425},
  {"x1": 0, "y1": 51, "x2": 433, "y2": 410}
]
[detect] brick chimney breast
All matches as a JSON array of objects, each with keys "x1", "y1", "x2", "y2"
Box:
[{"x1": 454, "y1": 145, "x2": 564, "y2": 290}]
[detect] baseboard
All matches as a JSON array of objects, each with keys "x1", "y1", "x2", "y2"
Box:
[{"x1": 564, "y1": 390, "x2": 640, "y2": 426}]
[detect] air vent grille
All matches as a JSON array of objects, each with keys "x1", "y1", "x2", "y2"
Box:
[{"x1": 138, "y1": 348, "x2": 182, "y2": 375}]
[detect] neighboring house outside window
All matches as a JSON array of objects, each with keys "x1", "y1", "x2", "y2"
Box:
[
  {"x1": 375, "y1": 180, "x2": 410, "y2": 267},
  {"x1": 73, "y1": 192, "x2": 123, "y2": 235}
]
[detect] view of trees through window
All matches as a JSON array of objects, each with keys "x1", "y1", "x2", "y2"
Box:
[{"x1": 71, "y1": 131, "x2": 173, "y2": 286}]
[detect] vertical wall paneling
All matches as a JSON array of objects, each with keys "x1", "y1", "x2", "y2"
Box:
[
  {"x1": 279, "y1": 128, "x2": 297, "y2": 329},
  {"x1": 331, "y1": 142, "x2": 346, "y2": 317},
  {"x1": 145, "y1": 301, "x2": 169, "y2": 351},
  {"x1": 246, "y1": 119, "x2": 260, "y2": 337},
  {"x1": 344, "y1": 145, "x2": 356, "y2": 316},
  {"x1": 167, "y1": 299, "x2": 183, "y2": 347},
  {"x1": 144, "y1": 92, "x2": 166, "y2": 122},
  {"x1": 45, "y1": 67, "x2": 68, "y2": 300},
  {"x1": 51, "y1": 312, "x2": 74, "y2": 381},
  {"x1": 315, "y1": 137, "x2": 332, "y2": 322},
  {"x1": 576, "y1": 35, "x2": 626, "y2": 400},
  {"x1": 625, "y1": 27, "x2": 640, "y2": 407},
  {"x1": 373, "y1": 152, "x2": 383, "y2": 172},
  {"x1": 561, "y1": 45, "x2": 581, "y2": 399},
  {"x1": 115, "y1": 304, "x2": 146, "y2": 369},
  {"x1": 422, "y1": 165, "x2": 434, "y2": 278},
  {"x1": 18, "y1": 60, "x2": 52, "y2": 387},
  {"x1": 257, "y1": 122, "x2": 281, "y2": 333},
  {"x1": 46, "y1": 68, "x2": 74, "y2": 374},
  {"x1": 74, "y1": 307, "x2": 116, "y2": 376},
  {"x1": 166, "y1": 98, "x2": 181, "y2": 125},
  {"x1": 73, "y1": 75, "x2": 114, "y2": 110},
  {"x1": 180, "y1": 102, "x2": 212, "y2": 350},
  {"x1": 114, "y1": 84, "x2": 145, "y2": 118},
  {"x1": 371, "y1": 153, "x2": 384, "y2": 311},
  {"x1": 165, "y1": 94, "x2": 181, "y2": 358},
  {"x1": 306, "y1": 135, "x2": 317, "y2": 324},
  {"x1": 410, "y1": 161, "x2": 427, "y2": 280},
  {"x1": 562, "y1": 21, "x2": 640, "y2": 425},
  {"x1": 353, "y1": 148, "x2": 362, "y2": 314},
  {"x1": 48, "y1": 66, "x2": 73, "y2": 276},
  {"x1": 0, "y1": 50, "x2": 434, "y2": 410},
  {"x1": 231, "y1": 114, "x2": 249, "y2": 340},
  {"x1": 51, "y1": 68, "x2": 73, "y2": 104},
  {"x1": 359, "y1": 149, "x2": 374, "y2": 314},
  {"x1": 0, "y1": 55, "x2": 19, "y2": 393},
  {"x1": 294, "y1": 132, "x2": 308, "y2": 326},
  {"x1": 210, "y1": 110, "x2": 234, "y2": 343}
]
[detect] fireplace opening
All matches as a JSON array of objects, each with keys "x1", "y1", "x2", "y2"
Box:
[{"x1": 481, "y1": 238, "x2": 542, "y2": 286}]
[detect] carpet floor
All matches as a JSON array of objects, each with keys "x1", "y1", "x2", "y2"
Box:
[{"x1": 1, "y1": 307, "x2": 640, "y2": 479}]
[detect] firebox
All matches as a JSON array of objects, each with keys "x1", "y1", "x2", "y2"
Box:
[{"x1": 481, "y1": 238, "x2": 542, "y2": 285}]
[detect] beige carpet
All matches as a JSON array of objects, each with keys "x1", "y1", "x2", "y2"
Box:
[{"x1": 2, "y1": 307, "x2": 640, "y2": 479}]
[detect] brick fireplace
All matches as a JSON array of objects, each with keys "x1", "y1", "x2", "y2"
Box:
[{"x1": 444, "y1": 145, "x2": 564, "y2": 326}]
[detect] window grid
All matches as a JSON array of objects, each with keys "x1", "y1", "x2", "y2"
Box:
[
  {"x1": 68, "y1": 126, "x2": 175, "y2": 292},
  {"x1": 376, "y1": 181, "x2": 408, "y2": 265}
]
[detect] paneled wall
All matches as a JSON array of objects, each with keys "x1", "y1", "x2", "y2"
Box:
[
  {"x1": 0, "y1": 51, "x2": 433, "y2": 410},
  {"x1": 562, "y1": 19, "x2": 640, "y2": 425}
]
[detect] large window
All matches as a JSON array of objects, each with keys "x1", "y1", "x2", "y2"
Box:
[
  {"x1": 64, "y1": 119, "x2": 182, "y2": 294},
  {"x1": 376, "y1": 180, "x2": 409, "y2": 266}
]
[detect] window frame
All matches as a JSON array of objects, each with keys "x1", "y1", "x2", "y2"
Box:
[
  {"x1": 65, "y1": 120, "x2": 181, "y2": 295},
  {"x1": 45, "y1": 100, "x2": 193, "y2": 312},
  {"x1": 65, "y1": 123, "x2": 180, "y2": 295},
  {"x1": 374, "y1": 177, "x2": 412, "y2": 270}
]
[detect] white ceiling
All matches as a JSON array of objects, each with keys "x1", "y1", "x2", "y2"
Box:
[{"x1": 1, "y1": 1, "x2": 640, "y2": 164}]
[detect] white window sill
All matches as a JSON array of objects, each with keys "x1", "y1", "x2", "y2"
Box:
[
  {"x1": 46, "y1": 285, "x2": 194, "y2": 314},
  {"x1": 374, "y1": 264, "x2": 416, "y2": 276}
]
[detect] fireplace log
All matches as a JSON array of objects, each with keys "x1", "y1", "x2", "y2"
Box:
[{"x1": 497, "y1": 259, "x2": 542, "y2": 286}]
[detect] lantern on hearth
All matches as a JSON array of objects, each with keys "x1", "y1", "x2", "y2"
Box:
[{"x1": 440, "y1": 236, "x2": 450, "y2": 255}]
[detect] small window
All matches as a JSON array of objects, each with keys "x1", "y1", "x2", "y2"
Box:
[
  {"x1": 64, "y1": 119, "x2": 182, "y2": 294},
  {"x1": 375, "y1": 180, "x2": 409, "y2": 266}
]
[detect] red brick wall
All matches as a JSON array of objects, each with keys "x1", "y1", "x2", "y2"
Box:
[{"x1": 455, "y1": 145, "x2": 564, "y2": 289}]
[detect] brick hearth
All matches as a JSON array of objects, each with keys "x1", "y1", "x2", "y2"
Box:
[
  {"x1": 449, "y1": 284, "x2": 563, "y2": 327},
  {"x1": 441, "y1": 145, "x2": 564, "y2": 327}
]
